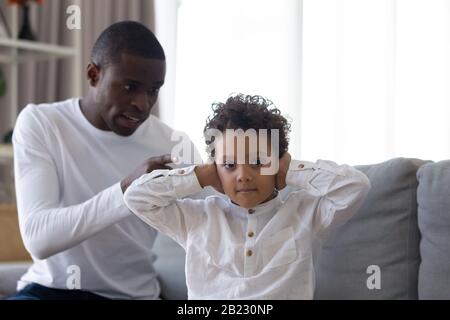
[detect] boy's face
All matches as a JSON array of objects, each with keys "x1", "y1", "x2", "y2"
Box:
[
  {"x1": 87, "y1": 53, "x2": 166, "y2": 136},
  {"x1": 214, "y1": 134, "x2": 277, "y2": 209}
]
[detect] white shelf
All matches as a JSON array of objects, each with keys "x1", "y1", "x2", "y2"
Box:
[
  {"x1": 0, "y1": 37, "x2": 77, "y2": 63},
  {"x1": 0, "y1": 37, "x2": 77, "y2": 55}
]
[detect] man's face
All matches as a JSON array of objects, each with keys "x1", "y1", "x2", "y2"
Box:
[
  {"x1": 89, "y1": 53, "x2": 166, "y2": 136},
  {"x1": 214, "y1": 134, "x2": 277, "y2": 209}
]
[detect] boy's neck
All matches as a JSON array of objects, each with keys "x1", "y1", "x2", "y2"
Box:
[{"x1": 231, "y1": 189, "x2": 279, "y2": 209}]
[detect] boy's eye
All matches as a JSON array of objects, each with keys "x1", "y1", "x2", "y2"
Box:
[
  {"x1": 249, "y1": 158, "x2": 262, "y2": 166},
  {"x1": 223, "y1": 163, "x2": 235, "y2": 170}
]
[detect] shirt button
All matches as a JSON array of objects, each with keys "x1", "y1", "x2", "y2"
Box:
[
  {"x1": 248, "y1": 231, "x2": 255, "y2": 238},
  {"x1": 246, "y1": 249, "x2": 253, "y2": 257},
  {"x1": 248, "y1": 209, "x2": 255, "y2": 214},
  {"x1": 299, "y1": 164, "x2": 305, "y2": 169}
]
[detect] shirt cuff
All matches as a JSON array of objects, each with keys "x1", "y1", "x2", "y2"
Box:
[
  {"x1": 168, "y1": 165, "x2": 203, "y2": 199},
  {"x1": 286, "y1": 160, "x2": 316, "y2": 189},
  {"x1": 108, "y1": 182, "x2": 132, "y2": 219}
]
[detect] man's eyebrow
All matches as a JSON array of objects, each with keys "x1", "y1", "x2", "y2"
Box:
[
  {"x1": 123, "y1": 78, "x2": 142, "y2": 84},
  {"x1": 123, "y1": 79, "x2": 164, "y2": 87}
]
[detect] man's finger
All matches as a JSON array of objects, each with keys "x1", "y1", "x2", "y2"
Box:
[
  {"x1": 145, "y1": 164, "x2": 173, "y2": 173},
  {"x1": 151, "y1": 154, "x2": 173, "y2": 164}
]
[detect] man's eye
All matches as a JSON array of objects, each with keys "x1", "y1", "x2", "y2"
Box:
[
  {"x1": 124, "y1": 84, "x2": 138, "y2": 92},
  {"x1": 148, "y1": 87, "x2": 160, "y2": 96}
]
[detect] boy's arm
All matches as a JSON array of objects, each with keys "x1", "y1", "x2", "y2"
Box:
[
  {"x1": 282, "y1": 158, "x2": 371, "y2": 237},
  {"x1": 123, "y1": 166, "x2": 206, "y2": 248}
]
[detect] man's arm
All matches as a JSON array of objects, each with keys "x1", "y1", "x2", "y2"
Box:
[{"x1": 13, "y1": 108, "x2": 171, "y2": 260}]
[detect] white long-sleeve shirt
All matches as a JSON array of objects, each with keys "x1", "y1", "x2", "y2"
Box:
[
  {"x1": 13, "y1": 97, "x2": 201, "y2": 299},
  {"x1": 124, "y1": 159, "x2": 371, "y2": 299}
]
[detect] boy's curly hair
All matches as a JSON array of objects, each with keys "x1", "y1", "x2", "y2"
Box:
[{"x1": 203, "y1": 94, "x2": 291, "y2": 158}]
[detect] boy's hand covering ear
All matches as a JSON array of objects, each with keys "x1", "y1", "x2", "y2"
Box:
[
  {"x1": 276, "y1": 152, "x2": 291, "y2": 190},
  {"x1": 195, "y1": 163, "x2": 224, "y2": 193}
]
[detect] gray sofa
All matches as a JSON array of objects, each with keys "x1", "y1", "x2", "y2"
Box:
[
  {"x1": 2, "y1": 157, "x2": 450, "y2": 299},
  {"x1": 152, "y1": 157, "x2": 450, "y2": 299}
]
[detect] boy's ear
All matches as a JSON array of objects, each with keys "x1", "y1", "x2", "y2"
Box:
[{"x1": 86, "y1": 63, "x2": 101, "y2": 87}]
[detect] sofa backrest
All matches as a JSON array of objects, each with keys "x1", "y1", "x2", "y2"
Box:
[
  {"x1": 417, "y1": 160, "x2": 450, "y2": 299},
  {"x1": 314, "y1": 158, "x2": 427, "y2": 299}
]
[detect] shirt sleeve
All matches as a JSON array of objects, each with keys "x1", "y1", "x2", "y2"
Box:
[
  {"x1": 13, "y1": 106, "x2": 131, "y2": 260},
  {"x1": 123, "y1": 166, "x2": 205, "y2": 249},
  {"x1": 286, "y1": 159, "x2": 371, "y2": 237}
]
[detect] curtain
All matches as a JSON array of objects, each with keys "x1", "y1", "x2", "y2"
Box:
[
  {"x1": 302, "y1": 0, "x2": 450, "y2": 164},
  {"x1": 175, "y1": 0, "x2": 450, "y2": 164},
  {"x1": 173, "y1": 0, "x2": 302, "y2": 161}
]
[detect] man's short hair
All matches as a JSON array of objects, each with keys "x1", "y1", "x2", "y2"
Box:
[{"x1": 91, "y1": 21, "x2": 165, "y2": 67}]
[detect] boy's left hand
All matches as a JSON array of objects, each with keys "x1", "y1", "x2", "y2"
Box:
[{"x1": 276, "y1": 152, "x2": 291, "y2": 190}]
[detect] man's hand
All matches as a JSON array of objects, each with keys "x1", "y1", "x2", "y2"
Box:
[
  {"x1": 121, "y1": 154, "x2": 173, "y2": 193},
  {"x1": 194, "y1": 163, "x2": 224, "y2": 193},
  {"x1": 276, "y1": 152, "x2": 291, "y2": 190}
]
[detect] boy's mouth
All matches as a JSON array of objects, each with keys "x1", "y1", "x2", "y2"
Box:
[{"x1": 237, "y1": 188, "x2": 257, "y2": 193}]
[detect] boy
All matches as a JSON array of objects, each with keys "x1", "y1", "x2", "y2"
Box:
[{"x1": 124, "y1": 94, "x2": 371, "y2": 299}]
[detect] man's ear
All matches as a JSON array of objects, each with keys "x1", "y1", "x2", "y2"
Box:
[{"x1": 86, "y1": 63, "x2": 101, "y2": 87}]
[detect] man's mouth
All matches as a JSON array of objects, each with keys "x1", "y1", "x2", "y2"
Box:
[
  {"x1": 119, "y1": 112, "x2": 146, "y2": 129},
  {"x1": 122, "y1": 113, "x2": 142, "y2": 123}
]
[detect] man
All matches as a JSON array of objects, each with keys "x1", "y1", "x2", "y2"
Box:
[{"x1": 8, "y1": 21, "x2": 198, "y2": 300}]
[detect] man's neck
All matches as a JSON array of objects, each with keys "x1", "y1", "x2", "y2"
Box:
[{"x1": 79, "y1": 95, "x2": 105, "y2": 130}]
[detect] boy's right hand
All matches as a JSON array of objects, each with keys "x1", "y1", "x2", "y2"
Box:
[{"x1": 195, "y1": 163, "x2": 224, "y2": 193}]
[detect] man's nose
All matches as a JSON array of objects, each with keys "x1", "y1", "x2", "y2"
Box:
[
  {"x1": 236, "y1": 165, "x2": 253, "y2": 183},
  {"x1": 131, "y1": 92, "x2": 151, "y2": 112}
]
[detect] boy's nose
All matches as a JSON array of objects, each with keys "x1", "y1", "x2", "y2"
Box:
[{"x1": 236, "y1": 165, "x2": 253, "y2": 182}]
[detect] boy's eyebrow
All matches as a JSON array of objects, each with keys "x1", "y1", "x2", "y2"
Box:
[
  {"x1": 218, "y1": 155, "x2": 235, "y2": 163},
  {"x1": 221, "y1": 155, "x2": 234, "y2": 160}
]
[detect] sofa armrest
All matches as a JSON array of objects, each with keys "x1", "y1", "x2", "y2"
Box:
[{"x1": 0, "y1": 262, "x2": 31, "y2": 299}]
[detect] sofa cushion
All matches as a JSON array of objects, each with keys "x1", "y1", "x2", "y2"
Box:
[
  {"x1": 417, "y1": 161, "x2": 450, "y2": 299},
  {"x1": 314, "y1": 158, "x2": 426, "y2": 299}
]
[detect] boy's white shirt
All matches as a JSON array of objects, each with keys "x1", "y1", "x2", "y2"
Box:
[{"x1": 124, "y1": 159, "x2": 371, "y2": 300}]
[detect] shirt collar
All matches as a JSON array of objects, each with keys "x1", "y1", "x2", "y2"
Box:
[{"x1": 226, "y1": 192, "x2": 283, "y2": 219}]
